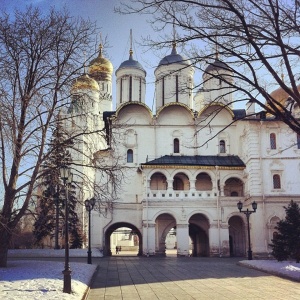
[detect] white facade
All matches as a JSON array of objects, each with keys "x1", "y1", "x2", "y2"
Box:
[{"x1": 64, "y1": 42, "x2": 300, "y2": 258}]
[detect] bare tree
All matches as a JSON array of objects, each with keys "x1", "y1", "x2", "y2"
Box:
[
  {"x1": 0, "y1": 6, "x2": 109, "y2": 267},
  {"x1": 119, "y1": 0, "x2": 300, "y2": 134}
]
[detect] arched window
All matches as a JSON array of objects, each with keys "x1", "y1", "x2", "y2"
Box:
[
  {"x1": 219, "y1": 140, "x2": 226, "y2": 153},
  {"x1": 173, "y1": 177, "x2": 184, "y2": 190},
  {"x1": 127, "y1": 149, "x2": 133, "y2": 163},
  {"x1": 231, "y1": 191, "x2": 238, "y2": 197},
  {"x1": 273, "y1": 174, "x2": 281, "y2": 189},
  {"x1": 174, "y1": 138, "x2": 180, "y2": 153},
  {"x1": 270, "y1": 133, "x2": 276, "y2": 149},
  {"x1": 297, "y1": 133, "x2": 300, "y2": 149}
]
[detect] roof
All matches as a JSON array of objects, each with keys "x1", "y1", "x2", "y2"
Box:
[
  {"x1": 157, "y1": 45, "x2": 191, "y2": 67},
  {"x1": 142, "y1": 155, "x2": 246, "y2": 168},
  {"x1": 116, "y1": 52, "x2": 146, "y2": 74},
  {"x1": 204, "y1": 59, "x2": 229, "y2": 74},
  {"x1": 232, "y1": 109, "x2": 246, "y2": 120}
]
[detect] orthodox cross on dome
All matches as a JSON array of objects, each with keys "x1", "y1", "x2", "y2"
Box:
[
  {"x1": 280, "y1": 59, "x2": 284, "y2": 82},
  {"x1": 215, "y1": 36, "x2": 219, "y2": 60},
  {"x1": 83, "y1": 51, "x2": 86, "y2": 74},
  {"x1": 172, "y1": 19, "x2": 177, "y2": 50},
  {"x1": 129, "y1": 28, "x2": 133, "y2": 57},
  {"x1": 99, "y1": 32, "x2": 103, "y2": 57}
]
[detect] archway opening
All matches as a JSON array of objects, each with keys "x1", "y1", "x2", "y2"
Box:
[
  {"x1": 173, "y1": 172, "x2": 189, "y2": 190},
  {"x1": 104, "y1": 222, "x2": 142, "y2": 256},
  {"x1": 189, "y1": 214, "x2": 210, "y2": 257},
  {"x1": 224, "y1": 177, "x2": 244, "y2": 196},
  {"x1": 150, "y1": 172, "x2": 167, "y2": 190},
  {"x1": 165, "y1": 227, "x2": 177, "y2": 256},
  {"x1": 155, "y1": 213, "x2": 176, "y2": 256},
  {"x1": 228, "y1": 215, "x2": 245, "y2": 257}
]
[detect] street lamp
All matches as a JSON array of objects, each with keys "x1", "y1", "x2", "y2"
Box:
[
  {"x1": 85, "y1": 197, "x2": 96, "y2": 264},
  {"x1": 60, "y1": 165, "x2": 73, "y2": 294},
  {"x1": 237, "y1": 201, "x2": 257, "y2": 260}
]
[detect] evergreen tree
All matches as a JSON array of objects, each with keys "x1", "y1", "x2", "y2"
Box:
[
  {"x1": 270, "y1": 200, "x2": 300, "y2": 263},
  {"x1": 33, "y1": 174, "x2": 57, "y2": 247},
  {"x1": 33, "y1": 118, "x2": 83, "y2": 249}
]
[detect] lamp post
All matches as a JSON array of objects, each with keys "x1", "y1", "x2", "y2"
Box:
[
  {"x1": 60, "y1": 165, "x2": 73, "y2": 294},
  {"x1": 237, "y1": 201, "x2": 257, "y2": 260},
  {"x1": 85, "y1": 197, "x2": 96, "y2": 264}
]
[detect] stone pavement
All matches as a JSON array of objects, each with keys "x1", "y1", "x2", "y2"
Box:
[{"x1": 86, "y1": 256, "x2": 300, "y2": 300}]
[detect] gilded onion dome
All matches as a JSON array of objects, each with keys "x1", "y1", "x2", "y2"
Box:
[
  {"x1": 71, "y1": 73, "x2": 99, "y2": 93},
  {"x1": 267, "y1": 85, "x2": 300, "y2": 113},
  {"x1": 88, "y1": 44, "x2": 113, "y2": 81}
]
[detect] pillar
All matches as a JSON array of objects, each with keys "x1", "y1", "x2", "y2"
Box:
[
  {"x1": 143, "y1": 222, "x2": 155, "y2": 256},
  {"x1": 176, "y1": 223, "x2": 190, "y2": 257}
]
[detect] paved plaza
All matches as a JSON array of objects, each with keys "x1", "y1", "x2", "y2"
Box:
[{"x1": 86, "y1": 256, "x2": 300, "y2": 300}]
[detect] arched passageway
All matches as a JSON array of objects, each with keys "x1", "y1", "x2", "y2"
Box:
[
  {"x1": 228, "y1": 216, "x2": 245, "y2": 257},
  {"x1": 104, "y1": 222, "x2": 142, "y2": 256},
  {"x1": 224, "y1": 177, "x2": 244, "y2": 196},
  {"x1": 155, "y1": 213, "x2": 176, "y2": 256},
  {"x1": 189, "y1": 214, "x2": 210, "y2": 257}
]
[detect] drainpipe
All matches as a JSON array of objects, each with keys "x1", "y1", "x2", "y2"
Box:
[
  {"x1": 146, "y1": 180, "x2": 149, "y2": 257},
  {"x1": 215, "y1": 165, "x2": 221, "y2": 257},
  {"x1": 259, "y1": 120, "x2": 266, "y2": 254}
]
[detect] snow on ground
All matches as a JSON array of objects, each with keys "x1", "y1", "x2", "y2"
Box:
[
  {"x1": 239, "y1": 260, "x2": 300, "y2": 282},
  {"x1": 1, "y1": 250, "x2": 300, "y2": 300},
  {"x1": 0, "y1": 260, "x2": 96, "y2": 300},
  {"x1": 1, "y1": 249, "x2": 101, "y2": 300}
]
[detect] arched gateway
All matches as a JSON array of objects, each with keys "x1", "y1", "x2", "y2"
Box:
[{"x1": 104, "y1": 222, "x2": 142, "y2": 256}]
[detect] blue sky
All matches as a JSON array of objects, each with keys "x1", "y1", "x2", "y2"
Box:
[{"x1": 1, "y1": 0, "x2": 167, "y2": 109}]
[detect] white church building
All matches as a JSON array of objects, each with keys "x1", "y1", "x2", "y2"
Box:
[{"x1": 64, "y1": 39, "x2": 300, "y2": 258}]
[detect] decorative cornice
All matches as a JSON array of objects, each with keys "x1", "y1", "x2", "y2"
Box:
[{"x1": 142, "y1": 164, "x2": 245, "y2": 170}]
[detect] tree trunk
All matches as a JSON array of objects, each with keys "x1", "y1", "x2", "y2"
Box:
[{"x1": 0, "y1": 224, "x2": 11, "y2": 267}]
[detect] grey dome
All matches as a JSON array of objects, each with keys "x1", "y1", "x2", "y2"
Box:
[
  {"x1": 116, "y1": 51, "x2": 146, "y2": 75},
  {"x1": 204, "y1": 59, "x2": 228, "y2": 73},
  {"x1": 158, "y1": 45, "x2": 191, "y2": 67}
]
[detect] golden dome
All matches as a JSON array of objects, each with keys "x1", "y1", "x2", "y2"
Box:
[
  {"x1": 88, "y1": 44, "x2": 113, "y2": 80},
  {"x1": 71, "y1": 74, "x2": 99, "y2": 92},
  {"x1": 270, "y1": 87, "x2": 290, "y2": 105},
  {"x1": 267, "y1": 85, "x2": 300, "y2": 113}
]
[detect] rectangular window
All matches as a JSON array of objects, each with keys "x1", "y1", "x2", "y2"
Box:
[
  {"x1": 162, "y1": 77, "x2": 165, "y2": 106},
  {"x1": 273, "y1": 174, "x2": 281, "y2": 189},
  {"x1": 120, "y1": 78, "x2": 123, "y2": 103},
  {"x1": 270, "y1": 133, "x2": 276, "y2": 149},
  {"x1": 129, "y1": 76, "x2": 132, "y2": 101},
  {"x1": 176, "y1": 75, "x2": 179, "y2": 102}
]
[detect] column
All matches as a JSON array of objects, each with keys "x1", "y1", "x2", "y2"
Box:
[
  {"x1": 176, "y1": 223, "x2": 190, "y2": 257},
  {"x1": 209, "y1": 222, "x2": 220, "y2": 257},
  {"x1": 142, "y1": 222, "x2": 156, "y2": 256}
]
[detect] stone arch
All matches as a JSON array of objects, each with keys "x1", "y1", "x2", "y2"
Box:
[
  {"x1": 228, "y1": 215, "x2": 245, "y2": 257},
  {"x1": 224, "y1": 177, "x2": 244, "y2": 197},
  {"x1": 195, "y1": 172, "x2": 213, "y2": 191},
  {"x1": 104, "y1": 222, "x2": 142, "y2": 256},
  {"x1": 267, "y1": 215, "x2": 281, "y2": 250},
  {"x1": 173, "y1": 172, "x2": 190, "y2": 190},
  {"x1": 189, "y1": 213, "x2": 210, "y2": 257},
  {"x1": 155, "y1": 213, "x2": 177, "y2": 256},
  {"x1": 150, "y1": 172, "x2": 168, "y2": 190}
]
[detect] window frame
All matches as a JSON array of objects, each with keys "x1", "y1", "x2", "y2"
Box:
[{"x1": 127, "y1": 149, "x2": 133, "y2": 163}]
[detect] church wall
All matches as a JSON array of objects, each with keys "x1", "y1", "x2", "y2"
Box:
[{"x1": 64, "y1": 41, "x2": 300, "y2": 259}]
